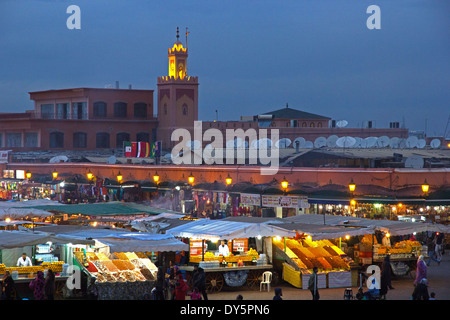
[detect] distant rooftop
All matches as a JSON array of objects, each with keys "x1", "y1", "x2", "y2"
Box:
[{"x1": 262, "y1": 106, "x2": 330, "y2": 120}]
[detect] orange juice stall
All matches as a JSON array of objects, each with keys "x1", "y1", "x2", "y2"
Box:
[{"x1": 168, "y1": 218, "x2": 295, "y2": 292}]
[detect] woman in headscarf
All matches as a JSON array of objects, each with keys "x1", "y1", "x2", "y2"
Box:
[
  {"x1": 174, "y1": 273, "x2": 188, "y2": 300},
  {"x1": 414, "y1": 255, "x2": 427, "y2": 286},
  {"x1": 29, "y1": 271, "x2": 45, "y2": 300}
]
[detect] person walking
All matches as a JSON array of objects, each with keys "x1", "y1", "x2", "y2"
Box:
[
  {"x1": 29, "y1": 271, "x2": 45, "y2": 300},
  {"x1": 380, "y1": 255, "x2": 394, "y2": 294},
  {"x1": 2, "y1": 270, "x2": 15, "y2": 300},
  {"x1": 174, "y1": 273, "x2": 188, "y2": 300},
  {"x1": 435, "y1": 233, "x2": 443, "y2": 263},
  {"x1": 154, "y1": 266, "x2": 166, "y2": 300},
  {"x1": 414, "y1": 255, "x2": 427, "y2": 287},
  {"x1": 412, "y1": 278, "x2": 429, "y2": 300},
  {"x1": 44, "y1": 269, "x2": 55, "y2": 300},
  {"x1": 308, "y1": 267, "x2": 320, "y2": 300},
  {"x1": 426, "y1": 237, "x2": 440, "y2": 266},
  {"x1": 192, "y1": 265, "x2": 208, "y2": 301},
  {"x1": 273, "y1": 288, "x2": 283, "y2": 300}
]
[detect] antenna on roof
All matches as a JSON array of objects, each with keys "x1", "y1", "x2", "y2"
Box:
[
  {"x1": 185, "y1": 27, "x2": 189, "y2": 49},
  {"x1": 286, "y1": 103, "x2": 288, "y2": 108}
]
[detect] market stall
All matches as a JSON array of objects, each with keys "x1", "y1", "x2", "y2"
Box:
[
  {"x1": 269, "y1": 222, "x2": 375, "y2": 289},
  {"x1": 167, "y1": 218, "x2": 294, "y2": 292},
  {"x1": 34, "y1": 224, "x2": 189, "y2": 300},
  {"x1": 0, "y1": 229, "x2": 94, "y2": 299}
]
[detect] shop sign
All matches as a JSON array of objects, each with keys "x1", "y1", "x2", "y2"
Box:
[
  {"x1": 240, "y1": 193, "x2": 261, "y2": 206},
  {"x1": 262, "y1": 195, "x2": 309, "y2": 209},
  {"x1": 0, "y1": 151, "x2": 9, "y2": 163}
]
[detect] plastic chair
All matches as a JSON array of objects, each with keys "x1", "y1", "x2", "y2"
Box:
[{"x1": 260, "y1": 271, "x2": 272, "y2": 292}]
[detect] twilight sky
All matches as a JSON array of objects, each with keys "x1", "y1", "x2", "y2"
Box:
[{"x1": 0, "y1": 0, "x2": 449, "y2": 136}]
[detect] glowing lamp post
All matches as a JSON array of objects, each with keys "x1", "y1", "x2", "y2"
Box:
[
  {"x1": 225, "y1": 174, "x2": 232, "y2": 186},
  {"x1": 117, "y1": 171, "x2": 123, "y2": 183},
  {"x1": 188, "y1": 172, "x2": 195, "y2": 185},
  {"x1": 52, "y1": 169, "x2": 58, "y2": 180},
  {"x1": 153, "y1": 172, "x2": 160, "y2": 183},
  {"x1": 421, "y1": 179, "x2": 429, "y2": 194},
  {"x1": 281, "y1": 177, "x2": 288, "y2": 192}
]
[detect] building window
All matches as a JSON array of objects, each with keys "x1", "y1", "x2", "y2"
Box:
[
  {"x1": 164, "y1": 104, "x2": 167, "y2": 115},
  {"x1": 72, "y1": 102, "x2": 87, "y2": 120},
  {"x1": 137, "y1": 132, "x2": 149, "y2": 142},
  {"x1": 116, "y1": 132, "x2": 130, "y2": 148},
  {"x1": 0, "y1": 133, "x2": 3, "y2": 147},
  {"x1": 134, "y1": 102, "x2": 147, "y2": 119},
  {"x1": 93, "y1": 101, "x2": 107, "y2": 118},
  {"x1": 302, "y1": 122, "x2": 307, "y2": 127},
  {"x1": 310, "y1": 122, "x2": 315, "y2": 127},
  {"x1": 182, "y1": 103, "x2": 188, "y2": 116},
  {"x1": 96, "y1": 132, "x2": 110, "y2": 148},
  {"x1": 114, "y1": 102, "x2": 127, "y2": 118},
  {"x1": 56, "y1": 103, "x2": 69, "y2": 119},
  {"x1": 73, "y1": 132, "x2": 87, "y2": 148},
  {"x1": 49, "y1": 132, "x2": 64, "y2": 148},
  {"x1": 41, "y1": 104, "x2": 54, "y2": 119},
  {"x1": 317, "y1": 122, "x2": 322, "y2": 128},
  {"x1": 25, "y1": 132, "x2": 38, "y2": 147},
  {"x1": 6, "y1": 133, "x2": 22, "y2": 147}
]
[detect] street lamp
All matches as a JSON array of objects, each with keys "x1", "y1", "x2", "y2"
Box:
[
  {"x1": 26, "y1": 172, "x2": 32, "y2": 179},
  {"x1": 188, "y1": 172, "x2": 195, "y2": 185},
  {"x1": 117, "y1": 171, "x2": 123, "y2": 183},
  {"x1": 52, "y1": 169, "x2": 58, "y2": 180},
  {"x1": 281, "y1": 177, "x2": 288, "y2": 191},
  {"x1": 421, "y1": 179, "x2": 429, "y2": 194},
  {"x1": 348, "y1": 178, "x2": 356, "y2": 193},
  {"x1": 153, "y1": 172, "x2": 160, "y2": 183},
  {"x1": 87, "y1": 169, "x2": 94, "y2": 181},
  {"x1": 225, "y1": 174, "x2": 232, "y2": 186}
]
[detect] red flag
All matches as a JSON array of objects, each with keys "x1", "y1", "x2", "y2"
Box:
[
  {"x1": 137, "y1": 141, "x2": 147, "y2": 157},
  {"x1": 131, "y1": 142, "x2": 137, "y2": 157}
]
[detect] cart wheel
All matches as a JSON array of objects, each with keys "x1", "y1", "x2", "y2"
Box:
[
  {"x1": 246, "y1": 270, "x2": 263, "y2": 289},
  {"x1": 205, "y1": 272, "x2": 224, "y2": 293},
  {"x1": 55, "y1": 280, "x2": 68, "y2": 300}
]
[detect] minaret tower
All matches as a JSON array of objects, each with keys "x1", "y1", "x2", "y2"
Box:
[{"x1": 157, "y1": 27, "x2": 199, "y2": 150}]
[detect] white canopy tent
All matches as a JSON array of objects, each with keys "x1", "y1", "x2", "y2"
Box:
[
  {"x1": 33, "y1": 225, "x2": 188, "y2": 253},
  {"x1": 166, "y1": 219, "x2": 295, "y2": 241},
  {"x1": 0, "y1": 230, "x2": 95, "y2": 250},
  {"x1": 0, "y1": 208, "x2": 53, "y2": 219},
  {"x1": 284, "y1": 213, "x2": 450, "y2": 237},
  {"x1": 272, "y1": 222, "x2": 376, "y2": 241}
]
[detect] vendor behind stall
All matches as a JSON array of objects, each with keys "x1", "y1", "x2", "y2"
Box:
[
  {"x1": 17, "y1": 253, "x2": 32, "y2": 267},
  {"x1": 218, "y1": 240, "x2": 230, "y2": 257}
]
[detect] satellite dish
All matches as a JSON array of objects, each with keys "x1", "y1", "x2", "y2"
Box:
[
  {"x1": 365, "y1": 137, "x2": 377, "y2": 148},
  {"x1": 107, "y1": 156, "x2": 117, "y2": 164},
  {"x1": 336, "y1": 120, "x2": 348, "y2": 128},
  {"x1": 398, "y1": 138, "x2": 407, "y2": 149},
  {"x1": 186, "y1": 140, "x2": 201, "y2": 150},
  {"x1": 406, "y1": 136, "x2": 418, "y2": 148},
  {"x1": 294, "y1": 137, "x2": 306, "y2": 148},
  {"x1": 353, "y1": 137, "x2": 362, "y2": 148},
  {"x1": 389, "y1": 137, "x2": 400, "y2": 149},
  {"x1": 430, "y1": 139, "x2": 441, "y2": 149},
  {"x1": 276, "y1": 138, "x2": 291, "y2": 148},
  {"x1": 250, "y1": 138, "x2": 272, "y2": 149},
  {"x1": 314, "y1": 137, "x2": 327, "y2": 148},
  {"x1": 49, "y1": 155, "x2": 69, "y2": 163},
  {"x1": 417, "y1": 139, "x2": 426, "y2": 149},
  {"x1": 376, "y1": 136, "x2": 390, "y2": 148},
  {"x1": 336, "y1": 136, "x2": 356, "y2": 148},
  {"x1": 304, "y1": 141, "x2": 314, "y2": 149},
  {"x1": 326, "y1": 135, "x2": 338, "y2": 148},
  {"x1": 405, "y1": 155, "x2": 424, "y2": 169},
  {"x1": 359, "y1": 138, "x2": 368, "y2": 148}
]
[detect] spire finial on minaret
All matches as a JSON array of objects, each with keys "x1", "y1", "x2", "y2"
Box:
[{"x1": 176, "y1": 27, "x2": 180, "y2": 41}]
